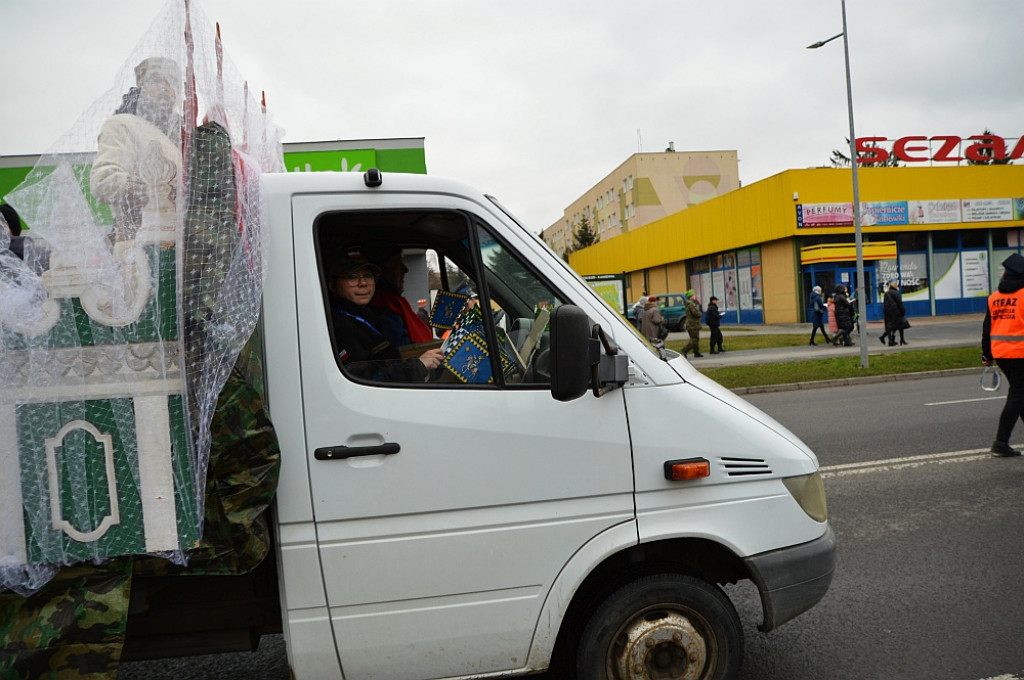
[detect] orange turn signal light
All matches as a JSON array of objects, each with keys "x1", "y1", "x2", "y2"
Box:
[{"x1": 664, "y1": 458, "x2": 711, "y2": 481}]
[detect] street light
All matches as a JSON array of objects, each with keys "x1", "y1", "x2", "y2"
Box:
[{"x1": 808, "y1": 0, "x2": 869, "y2": 369}]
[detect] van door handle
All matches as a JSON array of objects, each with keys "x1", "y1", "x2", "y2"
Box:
[{"x1": 314, "y1": 443, "x2": 401, "y2": 460}]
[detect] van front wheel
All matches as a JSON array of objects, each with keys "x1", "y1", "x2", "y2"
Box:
[{"x1": 576, "y1": 573, "x2": 743, "y2": 680}]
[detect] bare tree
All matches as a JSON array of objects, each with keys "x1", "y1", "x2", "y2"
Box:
[{"x1": 829, "y1": 138, "x2": 900, "y2": 167}]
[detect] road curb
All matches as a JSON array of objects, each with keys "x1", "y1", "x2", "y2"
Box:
[{"x1": 730, "y1": 367, "x2": 982, "y2": 395}]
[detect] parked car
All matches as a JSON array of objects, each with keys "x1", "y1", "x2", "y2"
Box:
[{"x1": 627, "y1": 292, "x2": 688, "y2": 330}]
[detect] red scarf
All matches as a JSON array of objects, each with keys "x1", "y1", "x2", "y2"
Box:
[{"x1": 372, "y1": 290, "x2": 433, "y2": 343}]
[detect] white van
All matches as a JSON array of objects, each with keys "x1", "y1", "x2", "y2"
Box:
[{"x1": 252, "y1": 168, "x2": 834, "y2": 679}]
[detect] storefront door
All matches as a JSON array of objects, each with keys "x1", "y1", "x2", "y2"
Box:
[{"x1": 837, "y1": 266, "x2": 880, "y2": 322}]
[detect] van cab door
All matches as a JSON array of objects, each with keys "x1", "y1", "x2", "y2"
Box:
[{"x1": 291, "y1": 191, "x2": 634, "y2": 680}]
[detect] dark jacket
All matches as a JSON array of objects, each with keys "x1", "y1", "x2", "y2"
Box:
[
  {"x1": 982, "y1": 271, "x2": 1024, "y2": 360},
  {"x1": 705, "y1": 301, "x2": 721, "y2": 328},
  {"x1": 809, "y1": 290, "x2": 825, "y2": 322},
  {"x1": 331, "y1": 296, "x2": 429, "y2": 382},
  {"x1": 833, "y1": 290, "x2": 855, "y2": 331},
  {"x1": 883, "y1": 288, "x2": 906, "y2": 330}
]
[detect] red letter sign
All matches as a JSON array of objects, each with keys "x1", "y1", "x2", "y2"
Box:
[
  {"x1": 965, "y1": 135, "x2": 1007, "y2": 162},
  {"x1": 930, "y1": 136, "x2": 963, "y2": 162},
  {"x1": 855, "y1": 137, "x2": 889, "y2": 164},
  {"x1": 893, "y1": 136, "x2": 930, "y2": 162}
]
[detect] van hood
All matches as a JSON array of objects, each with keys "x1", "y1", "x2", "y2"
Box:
[{"x1": 666, "y1": 356, "x2": 819, "y2": 468}]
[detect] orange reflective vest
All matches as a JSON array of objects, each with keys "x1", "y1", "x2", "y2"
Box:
[{"x1": 989, "y1": 288, "x2": 1024, "y2": 358}]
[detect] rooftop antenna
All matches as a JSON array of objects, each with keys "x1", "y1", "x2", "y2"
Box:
[{"x1": 637, "y1": 128, "x2": 642, "y2": 153}]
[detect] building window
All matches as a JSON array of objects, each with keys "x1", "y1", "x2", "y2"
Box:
[
  {"x1": 898, "y1": 232, "x2": 928, "y2": 252},
  {"x1": 961, "y1": 230, "x2": 985, "y2": 249},
  {"x1": 933, "y1": 231, "x2": 958, "y2": 250}
]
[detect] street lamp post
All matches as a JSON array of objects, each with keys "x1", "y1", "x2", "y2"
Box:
[{"x1": 808, "y1": 0, "x2": 869, "y2": 369}]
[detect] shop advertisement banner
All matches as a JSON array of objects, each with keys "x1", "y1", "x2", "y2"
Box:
[
  {"x1": 583, "y1": 275, "x2": 627, "y2": 313},
  {"x1": 797, "y1": 203, "x2": 853, "y2": 228},
  {"x1": 802, "y1": 197, "x2": 1022, "y2": 228},
  {"x1": 739, "y1": 267, "x2": 753, "y2": 310},
  {"x1": 898, "y1": 253, "x2": 930, "y2": 300},
  {"x1": 861, "y1": 201, "x2": 908, "y2": 226},
  {"x1": 750, "y1": 265, "x2": 763, "y2": 309},
  {"x1": 933, "y1": 252, "x2": 962, "y2": 299},
  {"x1": 962, "y1": 198, "x2": 1013, "y2": 222},
  {"x1": 909, "y1": 199, "x2": 961, "y2": 224},
  {"x1": 962, "y1": 250, "x2": 990, "y2": 298},
  {"x1": 724, "y1": 269, "x2": 738, "y2": 309},
  {"x1": 704, "y1": 272, "x2": 717, "y2": 307}
]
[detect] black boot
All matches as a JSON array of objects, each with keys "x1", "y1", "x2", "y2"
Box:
[{"x1": 991, "y1": 440, "x2": 1021, "y2": 457}]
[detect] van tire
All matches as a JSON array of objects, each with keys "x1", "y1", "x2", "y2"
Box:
[{"x1": 576, "y1": 572, "x2": 742, "y2": 680}]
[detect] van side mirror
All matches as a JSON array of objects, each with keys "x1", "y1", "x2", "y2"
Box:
[{"x1": 549, "y1": 305, "x2": 627, "y2": 402}]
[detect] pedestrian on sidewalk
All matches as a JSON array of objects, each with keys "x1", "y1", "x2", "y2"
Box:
[
  {"x1": 982, "y1": 252, "x2": 1024, "y2": 457},
  {"x1": 808, "y1": 285, "x2": 830, "y2": 346},
  {"x1": 881, "y1": 280, "x2": 908, "y2": 346},
  {"x1": 639, "y1": 295, "x2": 665, "y2": 344},
  {"x1": 832, "y1": 285, "x2": 855, "y2": 346},
  {"x1": 826, "y1": 294, "x2": 838, "y2": 339},
  {"x1": 706, "y1": 296, "x2": 724, "y2": 353},
  {"x1": 682, "y1": 290, "x2": 704, "y2": 358}
]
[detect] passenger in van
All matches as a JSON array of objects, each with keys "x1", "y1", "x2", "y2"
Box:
[
  {"x1": 328, "y1": 248, "x2": 444, "y2": 382},
  {"x1": 363, "y1": 240, "x2": 434, "y2": 346}
]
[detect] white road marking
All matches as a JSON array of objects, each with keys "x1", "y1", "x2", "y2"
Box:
[
  {"x1": 820, "y1": 448, "x2": 992, "y2": 478},
  {"x1": 925, "y1": 396, "x2": 1004, "y2": 406}
]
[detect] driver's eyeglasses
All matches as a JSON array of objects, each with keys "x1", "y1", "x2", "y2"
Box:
[{"x1": 341, "y1": 271, "x2": 378, "y2": 284}]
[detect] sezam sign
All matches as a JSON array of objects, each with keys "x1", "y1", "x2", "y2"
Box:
[{"x1": 855, "y1": 134, "x2": 1024, "y2": 164}]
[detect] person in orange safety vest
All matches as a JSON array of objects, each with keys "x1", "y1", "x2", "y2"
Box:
[{"x1": 982, "y1": 252, "x2": 1024, "y2": 457}]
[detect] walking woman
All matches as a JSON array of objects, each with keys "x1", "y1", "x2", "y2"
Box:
[
  {"x1": 832, "y1": 285, "x2": 855, "y2": 346},
  {"x1": 808, "y1": 285, "x2": 830, "y2": 346},
  {"x1": 880, "y1": 280, "x2": 908, "y2": 346}
]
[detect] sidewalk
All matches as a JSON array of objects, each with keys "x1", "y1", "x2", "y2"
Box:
[{"x1": 669, "y1": 313, "x2": 984, "y2": 369}]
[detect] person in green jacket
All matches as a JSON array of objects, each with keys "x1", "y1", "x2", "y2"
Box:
[{"x1": 682, "y1": 290, "x2": 704, "y2": 358}]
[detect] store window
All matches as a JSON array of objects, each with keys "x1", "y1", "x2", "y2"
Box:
[
  {"x1": 961, "y1": 230, "x2": 985, "y2": 249},
  {"x1": 689, "y1": 248, "x2": 761, "y2": 313},
  {"x1": 992, "y1": 228, "x2": 1024, "y2": 249},
  {"x1": 897, "y1": 232, "x2": 929, "y2": 252},
  {"x1": 932, "y1": 231, "x2": 958, "y2": 250}
]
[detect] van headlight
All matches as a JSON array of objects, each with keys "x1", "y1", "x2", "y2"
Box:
[{"x1": 782, "y1": 471, "x2": 828, "y2": 522}]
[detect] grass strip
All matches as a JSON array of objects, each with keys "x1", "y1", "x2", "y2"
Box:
[{"x1": 694, "y1": 346, "x2": 981, "y2": 389}]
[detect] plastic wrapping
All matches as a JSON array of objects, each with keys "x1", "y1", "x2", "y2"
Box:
[{"x1": 0, "y1": 0, "x2": 284, "y2": 595}]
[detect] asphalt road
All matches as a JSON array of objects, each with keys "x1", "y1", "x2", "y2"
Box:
[
  {"x1": 737, "y1": 373, "x2": 1024, "y2": 680},
  {"x1": 120, "y1": 372, "x2": 1024, "y2": 680}
]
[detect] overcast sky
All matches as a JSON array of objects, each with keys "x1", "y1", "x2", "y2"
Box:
[{"x1": 3, "y1": 1, "x2": 1022, "y2": 232}]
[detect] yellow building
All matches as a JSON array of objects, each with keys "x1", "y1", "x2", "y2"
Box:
[
  {"x1": 570, "y1": 165, "x2": 1024, "y2": 324},
  {"x1": 543, "y1": 148, "x2": 739, "y2": 258}
]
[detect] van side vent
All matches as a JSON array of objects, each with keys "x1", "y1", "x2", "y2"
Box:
[{"x1": 718, "y1": 457, "x2": 772, "y2": 476}]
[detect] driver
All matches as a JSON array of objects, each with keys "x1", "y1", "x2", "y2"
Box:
[{"x1": 328, "y1": 247, "x2": 444, "y2": 382}]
